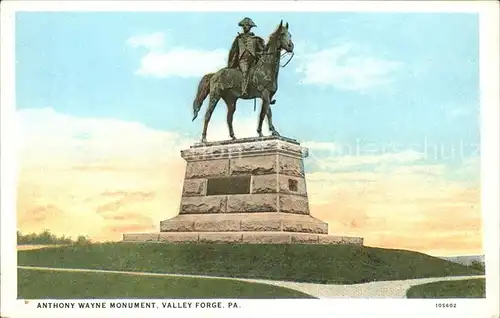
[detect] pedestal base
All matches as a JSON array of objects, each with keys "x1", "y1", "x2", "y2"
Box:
[
  {"x1": 123, "y1": 231, "x2": 363, "y2": 245},
  {"x1": 122, "y1": 136, "x2": 364, "y2": 246},
  {"x1": 159, "y1": 213, "x2": 328, "y2": 234}
]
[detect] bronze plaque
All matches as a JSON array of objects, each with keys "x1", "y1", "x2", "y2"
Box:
[{"x1": 207, "y1": 176, "x2": 251, "y2": 195}]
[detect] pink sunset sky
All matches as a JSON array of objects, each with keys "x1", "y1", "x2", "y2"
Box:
[{"x1": 16, "y1": 108, "x2": 482, "y2": 257}]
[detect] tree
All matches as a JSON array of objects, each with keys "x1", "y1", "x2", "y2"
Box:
[{"x1": 17, "y1": 230, "x2": 92, "y2": 245}]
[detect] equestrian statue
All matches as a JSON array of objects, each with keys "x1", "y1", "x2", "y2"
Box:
[{"x1": 192, "y1": 18, "x2": 294, "y2": 143}]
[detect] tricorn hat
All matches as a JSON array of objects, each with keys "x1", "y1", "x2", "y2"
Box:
[{"x1": 238, "y1": 17, "x2": 257, "y2": 28}]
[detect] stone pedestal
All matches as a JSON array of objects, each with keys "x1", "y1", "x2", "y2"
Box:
[{"x1": 123, "y1": 136, "x2": 363, "y2": 245}]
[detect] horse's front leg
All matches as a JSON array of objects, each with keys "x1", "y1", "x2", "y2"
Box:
[
  {"x1": 267, "y1": 106, "x2": 280, "y2": 136},
  {"x1": 257, "y1": 90, "x2": 271, "y2": 137},
  {"x1": 267, "y1": 93, "x2": 279, "y2": 136}
]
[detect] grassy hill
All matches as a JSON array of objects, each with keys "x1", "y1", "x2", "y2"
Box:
[
  {"x1": 17, "y1": 243, "x2": 482, "y2": 284},
  {"x1": 18, "y1": 268, "x2": 313, "y2": 299},
  {"x1": 406, "y1": 278, "x2": 486, "y2": 298}
]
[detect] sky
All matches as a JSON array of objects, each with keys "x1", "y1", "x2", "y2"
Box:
[{"x1": 15, "y1": 12, "x2": 481, "y2": 256}]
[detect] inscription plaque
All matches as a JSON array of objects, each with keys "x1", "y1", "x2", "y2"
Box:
[{"x1": 207, "y1": 176, "x2": 251, "y2": 195}]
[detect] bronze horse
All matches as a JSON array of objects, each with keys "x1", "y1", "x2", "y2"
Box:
[{"x1": 192, "y1": 21, "x2": 294, "y2": 143}]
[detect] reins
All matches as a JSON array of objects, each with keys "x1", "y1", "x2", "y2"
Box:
[
  {"x1": 280, "y1": 51, "x2": 294, "y2": 67},
  {"x1": 258, "y1": 50, "x2": 294, "y2": 68}
]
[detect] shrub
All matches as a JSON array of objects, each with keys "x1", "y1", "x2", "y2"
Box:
[
  {"x1": 468, "y1": 260, "x2": 485, "y2": 273},
  {"x1": 75, "y1": 235, "x2": 92, "y2": 245}
]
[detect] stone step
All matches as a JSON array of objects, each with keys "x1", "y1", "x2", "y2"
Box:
[
  {"x1": 123, "y1": 231, "x2": 363, "y2": 245},
  {"x1": 159, "y1": 212, "x2": 328, "y2": 234}
]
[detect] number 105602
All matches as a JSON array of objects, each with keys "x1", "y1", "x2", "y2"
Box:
[{"x1": 436, "y1": 303, "x2": 457, "y2": 308}]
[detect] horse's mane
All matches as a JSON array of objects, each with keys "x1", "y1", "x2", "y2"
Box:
[{"x1": 264, "y1": 25, "x2": 283, "y2": 51}]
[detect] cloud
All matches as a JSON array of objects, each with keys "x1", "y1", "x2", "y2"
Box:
[
  {"x1": 126, "y1": 32, "x2": 166, "y2": 51},
  {"x1": 446, "y1": 106, "x2": 477, "y2": 120},
  {"x1": 303, "y1": 144, "x2": 481, "y2": 256},
  {"x1": 311, "y1": 149, "x2": 425, "y2": 171},
  {"x1": 306, "y1": 165, "x2": 481, "y2": 256},
  {"x1": 296, "y1": 43, "x2": 402, "y2": 91},
  {"x1": 311, "y1": 188, "x2": 482, "y2": 256},
  {"x1": 302, "y1": 141, "x2": 338, "y2": 152},
  {"x1": 447, "y1": 108, "x2": 470, "y2": 119},
  {"x1": 127, "y1": 32, "x2": 227, "y2": 78},
  {"x1": 16, "y1": 108, "x2": 192, "y2": 241},
  {"x1": 16, "y1": 108, "x2": 194, "y2": 169}
]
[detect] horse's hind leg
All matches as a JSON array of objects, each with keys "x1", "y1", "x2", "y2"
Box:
[
  {"x1": 201, "y1": 94, "x2": 219, "y2": 143},
  {"x1": 223, "y1": 96, "x2": 237, "y2": 140}
]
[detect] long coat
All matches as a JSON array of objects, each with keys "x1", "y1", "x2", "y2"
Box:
[{"x1": 227, "y1": 32, "x2": 265, "y2": 69}]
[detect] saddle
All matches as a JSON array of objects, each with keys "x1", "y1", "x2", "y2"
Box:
[{"x1": 236, "y1": 65, "x2": 276, "y2": 105}]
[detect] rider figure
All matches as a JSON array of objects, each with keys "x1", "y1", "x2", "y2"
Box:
[{"x1": 228, "y1": 17, "x2": 265, "y2": 97}]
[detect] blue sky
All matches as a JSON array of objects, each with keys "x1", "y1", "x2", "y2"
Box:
[{"x1": 16, "y1": 12, "x2": 479, "y2": 161}]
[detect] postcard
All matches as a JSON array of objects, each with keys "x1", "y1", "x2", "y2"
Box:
[{"x1": 1, "y1": 1, "x2": 499, "y2": 318}]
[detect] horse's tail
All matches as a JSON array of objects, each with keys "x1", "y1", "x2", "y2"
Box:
[{"x1": 192, "y1": 73, "x2": 214, "y2": 121}]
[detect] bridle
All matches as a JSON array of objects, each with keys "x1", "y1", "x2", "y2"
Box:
[
  {"x1": 257, "y1": 29, "x2": 294, "y2": 68},
  {"x1": 280, "y1": 51, "x2": 294, "y2": 67}
]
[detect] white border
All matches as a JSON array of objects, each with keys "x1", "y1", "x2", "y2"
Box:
[
  {"x1": 479, "y1": 3, "x2": 500, "y2": 316},
  {"x1": 1, "y1": 1, "x2": 499, "y2": 318},
  {"x1": 1, "y1": 1, "x2": 19, "y2": 318},
  {"x1": 0, "y1": 0, "x2": 494, "y2": 12}
]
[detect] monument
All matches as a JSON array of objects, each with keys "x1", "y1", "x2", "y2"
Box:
[
  {"x1": 124, "y1": 136, "x2": 363, "y2": 244},
  {"x1": 123, "y1": 18, "x2": 363, "y2": 245}
]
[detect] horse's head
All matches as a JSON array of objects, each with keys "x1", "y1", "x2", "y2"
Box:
[{"x1": 274, "y1": 20, "x2": 294, "y2": 53}]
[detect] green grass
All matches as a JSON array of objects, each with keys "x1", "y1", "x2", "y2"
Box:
[
  {"x1": 18, "y1": 243, "x2": 482, "y2": 284},
  {"x1": 406, "y1": 278, "x2": 486, "y2": 298},
  {"x1": 18, "y1": 269, "x2": 313, "y2": 299}
]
